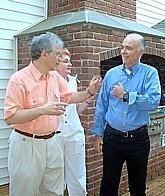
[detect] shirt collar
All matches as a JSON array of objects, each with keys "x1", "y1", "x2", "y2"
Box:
[
  {"x1": 122, "y1": 62, "x2": 140, "y2": 75},
  {"x1": 29, "y1": 61, "x2": 52, "y2": 81}
]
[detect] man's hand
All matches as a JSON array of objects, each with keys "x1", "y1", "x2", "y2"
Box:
[
  {"x1": 88, "y1": 75, "x2": 102, "y2": 95},
  {"x1": 113, "y1": 82, "x2": 125, "y2": 99},
  {"x1": 5, "y1": 102, "x2": 67, "y2": 125},
  {"x1": 94, "y1": 136, "x2": 103, "y2": 153},
  {"x1": 41, "y1": 102, "x2": 67, "y2": 116}
]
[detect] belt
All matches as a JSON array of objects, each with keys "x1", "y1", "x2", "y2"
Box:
[
  {"x1": 15, "y1": 129, "x2": 61, "y2": 139},
  {"x1": 106, "y1": 124, "x2": 148, "y2": 138}
]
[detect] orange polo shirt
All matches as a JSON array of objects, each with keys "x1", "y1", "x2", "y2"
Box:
[{"x1": 4, "y1": 62, "x2": 71, "y2": 134}]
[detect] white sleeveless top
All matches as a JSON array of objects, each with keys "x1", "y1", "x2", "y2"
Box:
[{"x1": 58, "y1": 75, "x2": 84, "y2": 136}]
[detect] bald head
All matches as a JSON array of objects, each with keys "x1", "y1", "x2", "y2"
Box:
[
  {"x1": 121, "y1": 33, "x2": 145, "y2": 68},
  {"x1": 125, "y1": 33, "x2": 145, "y2": 49}
]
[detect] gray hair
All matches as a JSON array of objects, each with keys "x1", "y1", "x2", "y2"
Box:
[
  {"x1": 126, "y1": 33, "x2": 146, "y2": 49},
  {"x1": 31, "y1": 32, "x2": 64, "y2": 60}
]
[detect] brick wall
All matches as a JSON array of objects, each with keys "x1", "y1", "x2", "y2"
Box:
[
  {"x1": 48, "y1": 0, "x2": 136, "y2": 20},
  {"x1": 17, "y1": 23, "x2": 165, "y2": 195}
]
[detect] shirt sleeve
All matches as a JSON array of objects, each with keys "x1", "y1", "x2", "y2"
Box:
[
  {"x1": 128, "y1": 67, "x2": 161, "y2": 111},
  {"x1": 4, "y1": 76, "x2": 25, "y2": 119},
  {"x1": 90, "y1": 73, "x2": 110, "y2": 136}
]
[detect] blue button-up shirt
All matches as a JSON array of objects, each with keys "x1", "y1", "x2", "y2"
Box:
[{"x1": 91, "y1": 63, "x2": 161, "y2": 136}]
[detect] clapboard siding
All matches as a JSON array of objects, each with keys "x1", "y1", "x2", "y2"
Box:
[
  {"x1": 1, "y1": 9, "x2": 44, "y2": 23},
  {"x1": 0, "y1": 1, "x2": 44, "y2": 16},
  {"x1": 0, "y1": 0, "x2": 46, "y2": 185},
  {"x1": 0, "y1": 49, "x2": 14, "y2": 60},
  {"x1": 0, "y1": 80, "x2": 9, "y2": 89},
  {"x1": 0, "y1": 18, "x2": 30, "y2": 31},
  {"x1": 136, "y1": 0, "x2": 165, "y2": 27},
  {"x1": 0, "y1": 99, "x2": 4, "y2": 109},
  {"x1": 0, "y1": 39, "x2": 13, "y2": 50}
]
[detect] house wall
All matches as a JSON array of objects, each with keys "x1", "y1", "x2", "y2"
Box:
[
  {"x1": 48, "y1": 0, "x2": 136, "y2": 20},
  {"x1": 0, "y1": 0, "x2": 46, "y2": 185},
  {"x1": 136, "y1": 0, "x2": 165, "y2": 27},
  {"x1": 48, "y1": 0, "x2": 165, "y2": 28}
]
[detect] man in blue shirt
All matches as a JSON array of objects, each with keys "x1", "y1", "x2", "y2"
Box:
[{"x1": 91, "y1": 33, "x2": 161, "y2": 196}]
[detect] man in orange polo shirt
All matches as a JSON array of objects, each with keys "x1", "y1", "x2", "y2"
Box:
[{"x1": 4, "y1": 32, "x2": 101, "y2": 196}]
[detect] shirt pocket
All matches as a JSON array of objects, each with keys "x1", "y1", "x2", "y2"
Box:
[{"x1": 27, "y1": 97, "x2": 45, "y2": 108}]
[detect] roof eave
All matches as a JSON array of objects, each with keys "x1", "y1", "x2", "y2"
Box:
[{"x1": 15, "y1": 10, "x2": 165, "y2": 38}]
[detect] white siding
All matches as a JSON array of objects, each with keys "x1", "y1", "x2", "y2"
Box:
[
  {"x1": 0, "y1": 0, "x2": 46, "y2": 185},
  {"x1": 136, "y1": 0, "x2": 165, "y2": 27}
]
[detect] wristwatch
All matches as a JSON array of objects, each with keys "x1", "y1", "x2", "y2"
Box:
[{"x1": 123, "y1": 92, "x2": 129, "y2": 102}]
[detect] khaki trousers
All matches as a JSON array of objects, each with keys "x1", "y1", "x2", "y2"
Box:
[{"x1": 8, "y1": 131, "x2": 64, "y2": 196}]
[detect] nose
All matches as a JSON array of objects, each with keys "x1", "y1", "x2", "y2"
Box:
[{"x1": 121, "y1": 48, "x2": 126, "y2": 55}]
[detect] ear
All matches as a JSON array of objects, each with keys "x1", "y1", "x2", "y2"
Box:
[
  {"x1": 41, "y1": 50, "x2": 48, "y2": 58},
  {"x1": 139, "y1": 48, "x2": 145, "y2": 57}
]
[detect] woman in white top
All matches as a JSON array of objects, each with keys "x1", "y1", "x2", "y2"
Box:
[{"x1": 56, "y1": 48, "x2": 95, "y2": 196}]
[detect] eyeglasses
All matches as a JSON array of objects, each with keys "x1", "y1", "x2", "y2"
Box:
[{"x1": 60, "y1": 59, "x2": 72, "y2": 64}]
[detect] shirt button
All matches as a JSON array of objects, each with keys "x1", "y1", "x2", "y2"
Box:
[{"x1": 65, "y1": 121, "x2": 67, "y2": 123}]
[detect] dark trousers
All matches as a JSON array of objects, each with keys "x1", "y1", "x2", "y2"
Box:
[{"x1": 100, "y1": 124, "x2": 150, "y2": 196}]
